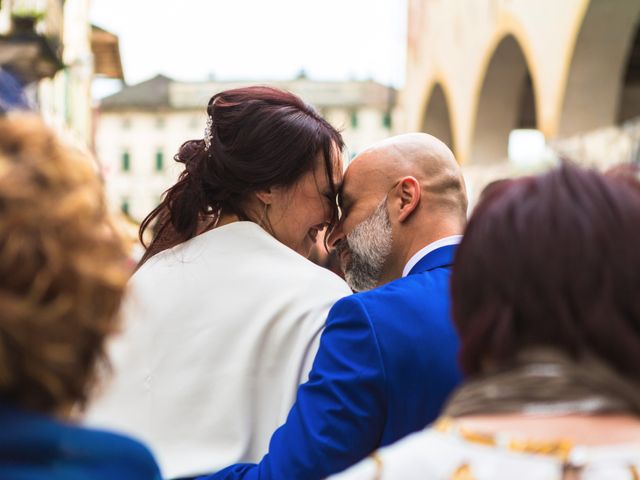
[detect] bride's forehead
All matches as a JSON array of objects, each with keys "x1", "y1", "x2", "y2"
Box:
[{"x1": 311, "y1": 151, "x2": 342, "y2": 181}]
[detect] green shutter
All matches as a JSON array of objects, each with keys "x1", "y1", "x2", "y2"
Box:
[
  {"x1": 382, "y1": 112, "x2": 392, "y2": 129},
  {"x1": 350, "y1": 111, "x2": 358, "y2": 128},
  {"x1": 155, "y1": 150, "x2": 164, "y2": 171},
  {"x1": 122, "y1": 151, "x2": 130, "y2": 172}
]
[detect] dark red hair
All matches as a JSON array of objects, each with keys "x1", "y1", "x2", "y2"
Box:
[
  {"x1": 139, "y1": 86, "x2": 344, "y2": 264},
  {"x1": 451, "y1": 162, "x2": 640, "y2": 380}
]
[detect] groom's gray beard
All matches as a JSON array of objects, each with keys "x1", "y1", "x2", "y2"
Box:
[{"x1": 342, "y1": 198, "x2": 393, "y2": 292}]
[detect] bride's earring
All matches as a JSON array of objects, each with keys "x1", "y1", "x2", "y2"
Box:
[
  {"x1": 212, "y1": 207, "x2": 222, "y2": 229},
  {"x1": 259, "y1": 202, "x2": 275, "y2": 235}
]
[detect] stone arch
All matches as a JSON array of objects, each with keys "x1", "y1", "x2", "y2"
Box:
[
  {"x1": 421, "y1": 82, "x2": 455, "y2": 153},
  {"x1": 558, "y1": 0, "x2": 640, "y2": 136},
  {"x1": 619, "y1": 18, "x2": 640, "y2": 123},
  {"x1": 470, "y1": 34, "x2": 537, "y2": 164}
]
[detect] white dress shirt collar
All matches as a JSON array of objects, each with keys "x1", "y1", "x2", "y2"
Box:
[{"x1": 402, "y1": 235, "x2": 463, "y2": 277}]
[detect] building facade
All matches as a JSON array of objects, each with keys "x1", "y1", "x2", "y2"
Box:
[
  {"x1": 404, "y1": 0, "x2": 640, "y2": 165},
  {"x1": 0, "y1": 0, "x2": 122, "y2": 149},
  {"x1": 96, "y1": 75, "x2": 396, "y2": 221},
  {"x1": 401, "y1": 0, "x2": 640, "y2": 208}
]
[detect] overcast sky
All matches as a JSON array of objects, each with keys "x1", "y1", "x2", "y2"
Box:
[{"x1": 91, "y1": 0, "x2": 408, "y2": 96}]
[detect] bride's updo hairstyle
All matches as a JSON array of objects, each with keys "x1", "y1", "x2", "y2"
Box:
[{"x1": 139, "y1": 86, "x2": 344, "y2": 264}]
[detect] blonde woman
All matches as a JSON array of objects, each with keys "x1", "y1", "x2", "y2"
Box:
[{"x1": 0, "y1": 116, "x2": 161, "y2": 479}]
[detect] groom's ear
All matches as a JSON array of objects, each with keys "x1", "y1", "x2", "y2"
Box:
[{"x1": 396, "y1": 176, "x2": 421, "y2": 223}]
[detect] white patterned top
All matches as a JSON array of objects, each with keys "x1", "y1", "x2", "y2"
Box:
[{"x1": 330, "y1": 418, "x2": 640, "y2": 480}]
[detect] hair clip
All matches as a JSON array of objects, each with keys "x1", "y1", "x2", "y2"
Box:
[{"x1": 204, "y1": 115, "x2": 213, "y2": 151}]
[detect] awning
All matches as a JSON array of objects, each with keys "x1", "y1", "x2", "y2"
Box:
[{"x1": 91, "y1": 25, "x2": 124, "y2": 80}]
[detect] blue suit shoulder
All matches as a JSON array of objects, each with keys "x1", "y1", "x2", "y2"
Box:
[{"x1": 328, "y1": 260, "x2": 454, "y2": 330}]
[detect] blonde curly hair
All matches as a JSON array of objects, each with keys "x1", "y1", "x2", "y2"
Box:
[{"x1": 0, "y1": 115, "x2": 129, "y2": 414}]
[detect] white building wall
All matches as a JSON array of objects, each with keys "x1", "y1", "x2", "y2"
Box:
[
  {"x1": 97, "y1": 110, "x2": 209, "y2": 220},
  {"x1": 349, "y1": 107, "x2": 392, "y2": 156},
  {"x1": 325, "y1": 107, "x2": 393, "y2": 160},
  {"x1": 38, "y1": 0, "x2": 94, "y2": 149}
]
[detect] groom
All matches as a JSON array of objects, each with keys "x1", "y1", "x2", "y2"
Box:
[{"x1": 206, "y1": 133, "x2": 468, "y2": 480}]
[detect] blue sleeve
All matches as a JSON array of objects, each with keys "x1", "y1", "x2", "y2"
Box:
[{"x1": 202, "y1": 296, "x2": 387, "y2": 480}]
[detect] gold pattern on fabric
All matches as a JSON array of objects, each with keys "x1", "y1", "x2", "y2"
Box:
[
  {"x1": 458, "y1": 427, "x2": 496, "y2": 447},
  {"x1": 451, "y1": 464, "x2": 477, "y2": 480},
  {"x1": 436, "y1": 417, "x2": 577, "y2": 461},
  {"x1": 507, "y1": 438, "x2": 573, "y2": 462},
  {"x1": 435, "y1": 417, "x2": 640, "y2": 478},
  {"x1": 434, "y1": 417, "x2": 455, "y2": 433},
  {"x1": 370, "y1": 451, "x2": 383, "y2": 480}
]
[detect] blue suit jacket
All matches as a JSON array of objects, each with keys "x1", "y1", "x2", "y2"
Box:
[
  {"x1": 206, "y1": 245, "x2": 462, "y2": 480},
  {"x1": 0, "y1": 402, "x2": 161, "y2": 480}
]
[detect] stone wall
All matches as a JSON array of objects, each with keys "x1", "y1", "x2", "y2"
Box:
[{"x1": 551, "y1": 117, "x2": 640, "y2": 170}]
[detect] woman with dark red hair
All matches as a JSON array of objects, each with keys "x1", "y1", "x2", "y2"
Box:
[
  {"x1": 85, "y1": 87, "x2": 351, "y2": 479},
  {"x1": 330, "y1": 163, "x2": 640, "y2": 479}
]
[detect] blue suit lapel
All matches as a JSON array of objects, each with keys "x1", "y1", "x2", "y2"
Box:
[{"x1": 408, "y1": 244, "x2": 458, "y2": 276}]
